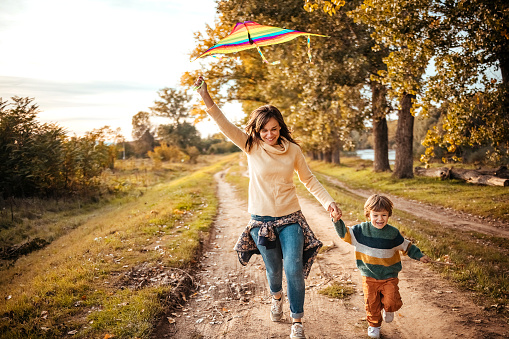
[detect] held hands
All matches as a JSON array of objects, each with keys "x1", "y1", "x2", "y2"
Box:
[
  {"x1": 328, "y1": 202, "x2": 342, "y2": 222},
  {"x1": 420, "y1": 255, "x2": 431, "y2": 263}
]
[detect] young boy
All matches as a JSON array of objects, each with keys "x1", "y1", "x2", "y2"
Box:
[{"x1": 332, "y1": 194, "x2": 430, "y2": 339}]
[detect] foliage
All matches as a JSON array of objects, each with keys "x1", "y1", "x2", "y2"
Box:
[
  {"x1": 0, "y1": 97, "x2": 120, "y2": 199},
  {"x1": 0, "y1": 155, "x2": 236, "y2": 338},
  {"x1": 150, "y1": 87, "x2": 191, "y2": 125},
  {"x1": 182, "y1": 0, "x2": 383, "y2": 163},
  {"x1": 147, "y1": 142, "x2": 189, "y2": 164},
  {"x1": 131, "y1": 111, "x2": 153, "y2": 141},
  {"x1": 304, "y1": 0, "x2": 509, "y2": 165},
  {"x1": 156, "y1": 121, "x2": 202, "y2": 151}
]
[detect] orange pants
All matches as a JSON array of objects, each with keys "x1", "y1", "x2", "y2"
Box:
[{"x1": 362, "y1": 276, "x2": 403, "y2": 327}]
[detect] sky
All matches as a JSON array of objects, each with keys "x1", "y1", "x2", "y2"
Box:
[{"x1": 0, "y1": 0, "x2": 239, "y2": 140}]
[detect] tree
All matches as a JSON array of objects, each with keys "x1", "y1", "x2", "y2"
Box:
[
  {"x1": 303, "y1": 0, "x2": 394, "y2": 171},
  {"x1": 183, "y1": 0, "x2": 375, "y2": 164},
  {"x1": 150, "y1": 87, "x2": 191, "y2": 125},
  {"x1": 309, "y1": 0, "x2": 509, "y2": 166},
  {"x1": 0, "y1": 97, "x2": 116, "y2": 198},
  {"x1": 393, "y1": 93, "x2": 416, "y2": 178},
  {"x1": 157, "y1": 122, "x2": 202, "y2": 151},
  {"x1": 131, "y1": 111, "x2": 152, "y2": 140}
]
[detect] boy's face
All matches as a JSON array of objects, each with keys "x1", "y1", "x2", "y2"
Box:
[{"x1": 369, "y1": 209, "x2": 389, "y2": 229}]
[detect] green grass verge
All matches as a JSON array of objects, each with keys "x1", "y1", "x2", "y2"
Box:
[
  {"x1": 308, "y1": 157, "x2": 509, "y2": 223},
  {"x1": 0, "y1": 153, "x2": 238, "y2": 338}
]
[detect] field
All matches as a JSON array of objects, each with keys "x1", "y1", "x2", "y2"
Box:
[{"x1": 0, "y1": 153, "x2": 507, "y2": 338}]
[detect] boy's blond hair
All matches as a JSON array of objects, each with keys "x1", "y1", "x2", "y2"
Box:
[{"x1": 364, "y1": 194, "x2": 393, "y2": 219}]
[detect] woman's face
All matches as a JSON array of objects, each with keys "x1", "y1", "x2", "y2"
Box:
[{"x1": 259, "y1": 117, "x2": 281, "y2": 146}]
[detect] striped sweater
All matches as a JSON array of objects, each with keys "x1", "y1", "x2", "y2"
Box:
[{"x1": 333, "y1": 220, "x2": 424, "y2": 280}]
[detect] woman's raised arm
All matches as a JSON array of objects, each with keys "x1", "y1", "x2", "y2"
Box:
[{"x1": 193, "y1": 76, "x2": 248, "y2": 150}]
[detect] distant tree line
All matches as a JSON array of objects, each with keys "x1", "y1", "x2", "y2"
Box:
[
  {"x1": 0, "y1": 97, "x2": 123, "y2": 199},
  {"x1": 0, "y1": 95, "x2": 239, "y2": 200},
  {"x1": 129, "y1": 87, "x2": 240, "y2": 161}
]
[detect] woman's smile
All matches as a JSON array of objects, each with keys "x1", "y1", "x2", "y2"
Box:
[{"x1": 260, "y1": 117, "x2": 281, "y2": 146}]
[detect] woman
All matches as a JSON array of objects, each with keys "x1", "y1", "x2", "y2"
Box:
[{"x1": 194, "y1": 76, "x2": 342, "y2": 338}]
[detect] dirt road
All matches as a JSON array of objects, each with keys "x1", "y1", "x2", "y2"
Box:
[{"x1": 160, "y1": 170, "x2": 508, "y2": 338}]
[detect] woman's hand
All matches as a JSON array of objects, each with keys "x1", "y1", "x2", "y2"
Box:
[
  {"x1": 193, "y1": 76, "x2": 207, "y2": 95},
  {"x1": 328, "y1": 202, "x2": 342, "y2": 222},
  {"x1": 193, "y1": 76, "x2": 214, "y2": 108}
]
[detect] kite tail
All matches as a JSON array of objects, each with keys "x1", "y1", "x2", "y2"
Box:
[
  {"x1": 307, "y1": 36, "x2": 313, "y2": 63},
  {"x1": 256, "y1": 46, "x2": 280, "y2": 65}
]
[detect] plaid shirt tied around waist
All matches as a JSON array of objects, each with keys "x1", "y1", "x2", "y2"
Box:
[{"x1": 233, "y1": 210, "x2": 322, "y2": 278}]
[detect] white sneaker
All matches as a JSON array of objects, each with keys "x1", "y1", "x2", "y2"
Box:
[
  {"x1": 382, "y1": 309, "x2": 394, "y2": 323},
  {"x1": 290, "y1": 322, "x2": 306, "y2": 338},
  {"x1": 368, "y1": 326, "x2": 380, "y2": 339},
  {"x1": 270, "y1": 292, "x2": 283, "y2": 322}
]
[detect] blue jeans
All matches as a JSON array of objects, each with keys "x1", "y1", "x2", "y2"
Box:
[{"x1": 249, "y1": 215, "x2": 305, "y2": 319}]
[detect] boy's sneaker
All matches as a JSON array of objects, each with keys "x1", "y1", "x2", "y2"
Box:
[
  {"x1": 270, "y1": 292, "x2": 284, "y2": 322},
  {"x1": 290, "y1": 322, "x2": 306, "y2": 338},
  {"x1": 382, "y1": 309, "x2": 394, "y2": 323},
  {"x1": 368, "y1": 326, "x2": 380, "y2": 339}
]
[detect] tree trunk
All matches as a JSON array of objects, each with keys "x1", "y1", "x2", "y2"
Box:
[
  {"x1": 450, "y1": 168, "x2": 509, "y2": 186},
  {"x1": 371, "y1": 81, "x2": 391, "y2": 172},
  {"x1": 312, "y1": 151, "x2": 319, "y2": 161},
  {"x1": 324, "y1": 149, "x2": 332, "y2": 163},
  {"x1": 414, "y1": 166, "x2": 450, "y2": 180},
  {"x1": 476, "y1": 166, "x2": 509, "y2": 178},
  {"x1": 414, "y1": 166, "x2": 509, "y2": 186},
  {"x1": 393, "y1": 93, "x2": 415, "y2": 179},
  {"x1": 332, "y1": 145, "x2": 341, "y2": 164}
]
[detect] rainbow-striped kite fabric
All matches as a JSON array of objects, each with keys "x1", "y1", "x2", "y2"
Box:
[{"x1": 193, "y1": 21, "x2": 327, "y2": 64}]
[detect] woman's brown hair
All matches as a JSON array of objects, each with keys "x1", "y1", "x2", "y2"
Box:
[{"x1": 244, "y1": 105, "x2": 298, "y2": 152}]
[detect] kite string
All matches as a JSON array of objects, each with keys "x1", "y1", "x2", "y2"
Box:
[{"x1": 256, "y1": 46, "x2": 280, "y2": 65}]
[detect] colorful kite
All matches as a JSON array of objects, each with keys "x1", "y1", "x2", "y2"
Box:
[{"x1": 193, "y1": 21, "x2": 327, "y2": 65}]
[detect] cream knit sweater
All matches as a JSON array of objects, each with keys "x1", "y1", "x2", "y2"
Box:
[{"x1": 207, "y1": 104, "x2": 334, "y2": 217}]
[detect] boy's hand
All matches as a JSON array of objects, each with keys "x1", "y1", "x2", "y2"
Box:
[
  {"x1": 328, "y1": 202, "x2": 342, "y2": 222},
  {"x1": 420, "y1": 255, "x2": 431, "y2": 263}
]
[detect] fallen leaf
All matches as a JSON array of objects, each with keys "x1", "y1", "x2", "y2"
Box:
[
  {"x1": 167, "y1": 317, "x2": 176, "y2": 324},
  {"x1": 68, "y1": 330, "x2": 78, "y2": 335},
  {"x1": 41, "y1": 310, "x2": 48, "y2": 319},
  {"x1": 41, "y1": 327, "x2": 50, "y2": 331},
  {"x1": 104, "y1": 334, "x2": 115, "y2": 339}
]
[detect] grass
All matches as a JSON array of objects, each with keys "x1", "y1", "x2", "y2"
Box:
[
  {"x1": 318, "y1": 281, "x2": 355, "y2": 299},
  {"x1": 0, "y1": 153, "x2": 239, "y2": 338},
  {"x1": 0, "y1": 158, "x2": 199, "y2": 251},
  {"x1": 308, "y1": 157, "x2": 509, "y2": 223},
  {"x1": 223, "y1": 153, "x2": 509, "y2": 315}
]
